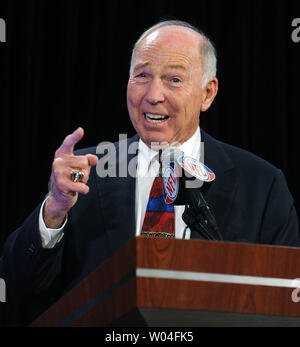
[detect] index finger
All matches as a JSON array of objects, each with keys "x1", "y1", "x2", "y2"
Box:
[{"x1": 56, "y1": 127, "x2": 84, "y2": 157}]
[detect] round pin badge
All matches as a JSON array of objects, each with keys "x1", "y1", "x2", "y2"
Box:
[
  {"x1": 177, "y1": 155, "x2": 216, "y2": 182},
  {"x1": 163, "y1": 161, "x2": 179, "y2": 204}
]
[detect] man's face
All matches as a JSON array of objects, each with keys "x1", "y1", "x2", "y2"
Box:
[{"x1": 127, "y1": 26, "x2": 214, "y2": 147}]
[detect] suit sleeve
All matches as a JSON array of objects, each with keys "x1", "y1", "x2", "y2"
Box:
[
  {"x1": 0, "y1": 203, "x2": 66, "y2": 326},
  {"x1": 260, "y1": 169, "x2": 300, "y2": 247}
]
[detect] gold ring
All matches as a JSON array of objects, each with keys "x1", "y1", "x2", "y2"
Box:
[{"x1": 70, "y1": 168, "x2": 84, "y2": 183}]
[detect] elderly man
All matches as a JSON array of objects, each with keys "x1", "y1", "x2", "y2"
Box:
[{"x1": 1, "y1": 20, "x2": 299, "y2": 326}]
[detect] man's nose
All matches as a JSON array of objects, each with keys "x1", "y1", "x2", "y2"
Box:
[{"x1": 145, "y1": 79, "x2": 165, "y2": 105}]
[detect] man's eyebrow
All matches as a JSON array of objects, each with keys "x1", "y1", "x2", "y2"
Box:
[
  {"x1": 133, "y1": 63, "x2": 187, "y2": 71},
  {"x1": 133, "y1": 62, "x2": 149, "y2": 70}
]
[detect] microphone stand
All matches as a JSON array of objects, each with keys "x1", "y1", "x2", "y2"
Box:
[{"x1": 182, "y1": 189, "x2": 223, "y2": 241}]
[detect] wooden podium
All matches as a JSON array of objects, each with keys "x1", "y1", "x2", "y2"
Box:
[{"x1": 31, "y1": 237, "x2": 300, "y2": 327}]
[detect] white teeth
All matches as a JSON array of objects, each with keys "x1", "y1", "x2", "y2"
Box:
[{"x1": 144, "y1": 113, "x2": 169, "y2": 123}]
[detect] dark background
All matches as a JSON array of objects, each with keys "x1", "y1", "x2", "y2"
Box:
[{"x1": 0, "y1": 0, "x2": 300, "y2": 253}]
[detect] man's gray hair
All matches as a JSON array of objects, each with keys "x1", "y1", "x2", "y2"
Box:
[{"x1": 129, "y1": 20, "x2": 217, "y2": 88}]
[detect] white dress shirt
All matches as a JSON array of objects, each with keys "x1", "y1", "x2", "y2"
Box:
[
  {"x1": 39, "y1": 128, "x2": 201, "y2": 248},
  {"x1": 135, "y1": 127, "x2": 201, "y2": 239}
]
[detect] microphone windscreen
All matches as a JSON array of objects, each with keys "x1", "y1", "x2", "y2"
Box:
[{"x1": 161, "y1": 147, "x2": 183, "y2": 166}]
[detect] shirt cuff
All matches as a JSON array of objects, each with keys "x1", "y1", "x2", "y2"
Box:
[{"x1": 38, "y1": 197, "x2": 67, "y2": 249}]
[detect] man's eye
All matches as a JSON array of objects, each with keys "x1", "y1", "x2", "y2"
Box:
[
  {"x1": 136, "y1": 73, "x2": 146, "y2": 78},
  {"x1": 171, "y1": 77, "x2": 181, "y2": 83}
]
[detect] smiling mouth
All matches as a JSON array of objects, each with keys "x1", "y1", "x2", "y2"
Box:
[{"x1": 144, "y1": 113, "x2": 170, "y2": 123}]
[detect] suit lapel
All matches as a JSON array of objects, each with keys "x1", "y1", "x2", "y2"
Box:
[
  {"x1": 95, "y1": 134, "x2": 139, "y2": 255},
  {"x1": 191, "y1": 129, "x2": 237, "y2": 239}
]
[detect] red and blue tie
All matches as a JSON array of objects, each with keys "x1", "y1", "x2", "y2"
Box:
[{"x1": 141, "y1": 169, "x2": 175, "y2": 238}]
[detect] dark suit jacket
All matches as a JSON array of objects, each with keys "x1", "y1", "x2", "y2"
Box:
[{"x1": 1, "y1": 128, "x2": 299, "y2": 325}]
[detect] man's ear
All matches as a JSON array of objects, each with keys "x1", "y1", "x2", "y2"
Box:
[{"x1": 200, "y1": 77, "x2": 218, "y2": 112}]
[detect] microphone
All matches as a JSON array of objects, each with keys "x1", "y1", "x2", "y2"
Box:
[
  {"x1": 161, "y1": 147, "x2": 187, "y2": 205},
  {"x1": 182, "y1": 189, "x2": 223, "y2": 241},
  {"x1": 161, "y1": 147, "x2": 222, "y2": 241},
  {"x1": 161, "y1": 146, "x2": 212, "y2": 205},
  {"x1": 161, "y1": 147, "x2": 199, "y2": 204}
]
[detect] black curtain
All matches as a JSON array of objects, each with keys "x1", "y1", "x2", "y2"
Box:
[{"x1": 1, "y1": 0, "x2": 300, "y2": 252}]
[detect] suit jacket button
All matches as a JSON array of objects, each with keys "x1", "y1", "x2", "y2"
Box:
[{"x1": 26, "y1": 243, "x2": 36, "y2": 256}]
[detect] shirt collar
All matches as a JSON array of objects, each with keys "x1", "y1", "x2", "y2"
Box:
[
  {"x1": 178, "y1": 126, "x2": 201, "y2": 159},
  {"x1": 137, "y1": 127, "x2": 201, "y2": 177}
]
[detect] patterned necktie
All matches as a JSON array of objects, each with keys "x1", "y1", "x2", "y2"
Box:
[{"x1": 141, "y1": 155, "x2": 175, "y2": 238}]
